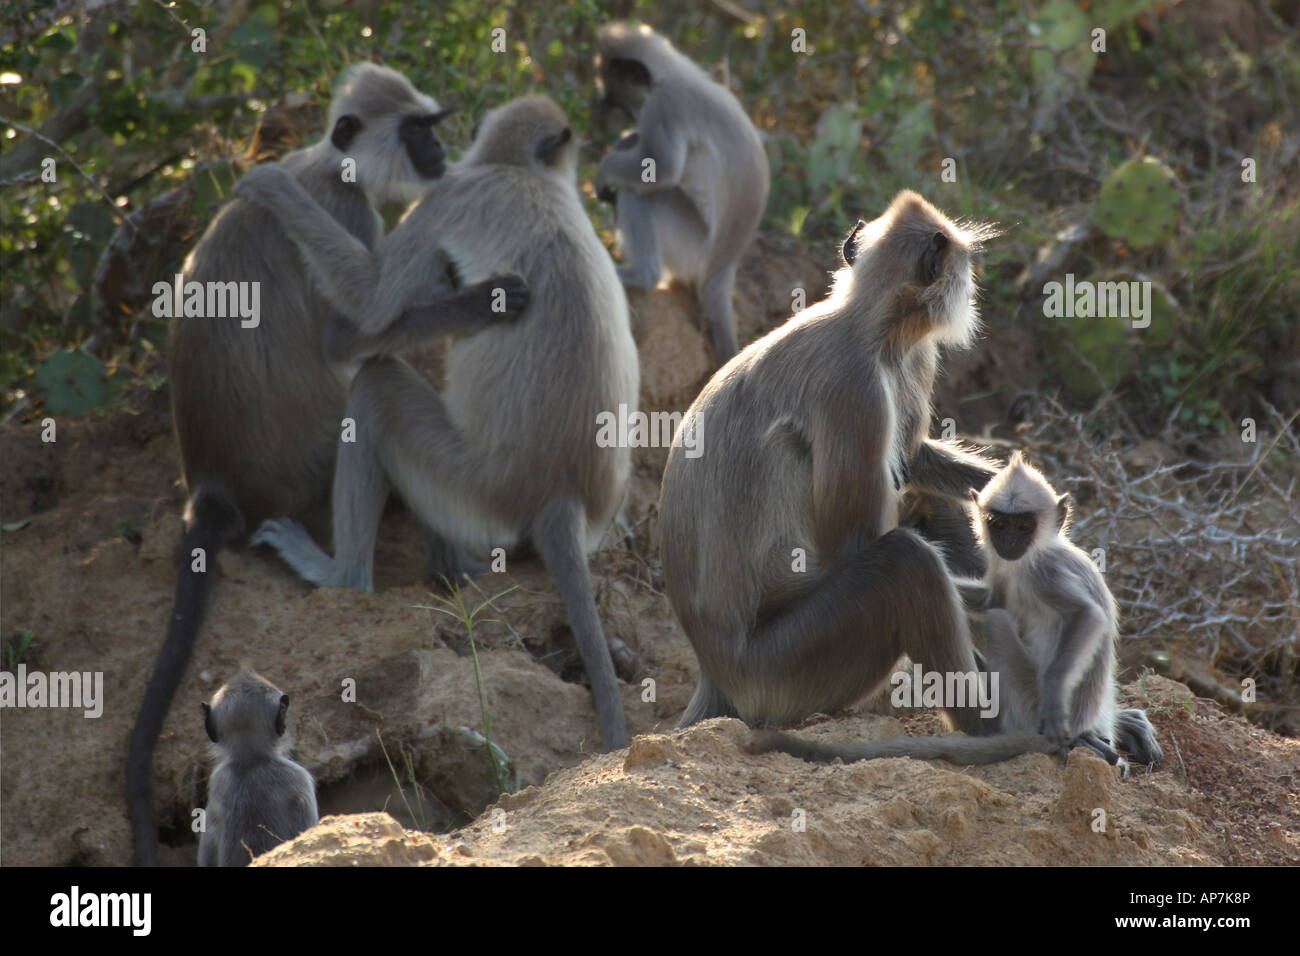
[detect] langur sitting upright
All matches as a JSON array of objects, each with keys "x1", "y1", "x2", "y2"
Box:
[
  {"x1": 594, "y1": 22, "x2": 770, "y2": 365},
  {"x1": 752, "y1": 454, "x2": 1164, "y2": 771}
]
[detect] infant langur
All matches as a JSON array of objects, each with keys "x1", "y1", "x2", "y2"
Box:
[
  {"x1": 753, "y1": 454, "x2": 1163, "y2": 772},
  {"x1": 199, "y1": 670, "x2": 317, "y2": 867},
  {"x1": 594, "y1": 22, "x2": 769, "y2": 364}
]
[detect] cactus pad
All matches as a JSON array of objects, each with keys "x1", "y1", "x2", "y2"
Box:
[{"x1": 1092, "y1": 157, "x2": 1181, "y2": 248}]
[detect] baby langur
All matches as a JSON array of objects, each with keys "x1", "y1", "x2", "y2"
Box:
[
  {"x1": 199, "y1": 670, "x2": 317, "y2": 867},
  {"x1": 128, "y1": 63, "x2": 526, "y2": 866},
  {"x1": 752, "y1": 454, "x2": 1164, "y2": 771},
  {"x1": 594, "y1": 22, "x2": 769, "y2": 364},
  {"x1": 661, "y1": 191, "x2": 996, "y2": 736},
  {"x1": 235, "y1": 96, "x2": 640, "y2": 751}
]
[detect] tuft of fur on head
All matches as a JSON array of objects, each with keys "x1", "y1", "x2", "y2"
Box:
[
  {"x1": 327, "y1": 63, "x2": 444, "y2": 207},
  {"x1": 463, "y1": 94, "x2": 577, "y2": 174},
  {"x1": 976, "y1": 451, "x2": 1067, "y2": 544},
  {"x1": 596, "y1": 22, "x2": 696, "y2": 83},
  {"x1": 841, "y1": 190, "x2": 994, "y2": 351}
]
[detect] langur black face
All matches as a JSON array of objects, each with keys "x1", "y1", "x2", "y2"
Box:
[
  {"x1": 600, "y1": 57, "x2": 652, "y2": 120},
  {"x1": 274, "y1": 694, "x2": 289, "y2": 737},
  {"x1": 983, "y1": 510, "x2": 1036, "y2": 561},
  {"x1": 331, "y1": 109, "x2": 453, "y2": 180},
  {"x1": 399, "y1": 109, "x2": 454, "y2": 179}
]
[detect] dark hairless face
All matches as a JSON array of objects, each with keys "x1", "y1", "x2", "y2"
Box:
[
  {"x1": 275, "y1": 694, "x2": 289, "y2": 737},
  {"x1": 984, "y1": 509, "x2": 1036, "y2": 561},
  {"x1": 400, "y1": 111, "x2": 450, "y2": 179},
  {"x1": 601, "y1": 57, "x2": 653, "y2": 119}
]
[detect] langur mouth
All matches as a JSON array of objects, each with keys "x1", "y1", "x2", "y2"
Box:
[{"x1": 416, "y1": 157, "x2": 446, "y2": 179}]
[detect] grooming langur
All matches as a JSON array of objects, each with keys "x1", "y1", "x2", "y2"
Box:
[
  {"x1": 235, "y1": 96, "x2": 639, "y2": 751},
  {"x1": 752, "y1": 454, "x2": 1164, "y2": 769},
  {"x1": 128, "y1": 63, "x2": 528, "y2": 866},
  {"x1": 594, "y1": 22, "x2": 769, "y2": 364},
  {"x1": 199, "y1": 670, "x2": 317, "y2": 867},
  {"x1": 661, "y1": 191, "x2": 996, "y2": 734}
]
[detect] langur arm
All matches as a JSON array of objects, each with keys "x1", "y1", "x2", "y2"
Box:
[
  {"x1": 324, "y1": 269, "x2": 530, "y2": 362},
  {"x1": 950, "y1": 575, "x2": 991, "y2": 610},
  {"x1": 809, "y1": 376, "x2": 894, "y2": 558},
  {"x1": 1036, "y1": 583, "x2": 1108, "y2": 741},
  {"x1": 197, "y1": 827, "x2": 217, "y2": 867},
  {"x1": 597, "y1": 131, "x2": 641, "y2": 202},
  {"x1": 909, "y1": 438, "x2": 1000, "y2": 500},
  {"x1": 233, "y1": 163, "x2": 381, "y2": 319},
  {"x1": 596, "y1": 101, "x2": 688, "y2": 195}
]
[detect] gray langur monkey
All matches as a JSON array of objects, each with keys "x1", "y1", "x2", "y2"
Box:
[
  {"x1": 594, "y1": 22, "x2": 770, "y2": 365},
  {"x1": 233, "y1": 95, "x2": 640, "y2": 752},
  {"x1": 199, "y1": 670, "x2": 318, "y2": 867},
  {"x1": 661, "y1": 191, "x2": 998, "y2": 735},
  {"x1": 752, "y1": 454, "x2": 1164, "y2": 771},
  {"x1": 128, "y1": 62, "x2": 529, "y2": 867}
]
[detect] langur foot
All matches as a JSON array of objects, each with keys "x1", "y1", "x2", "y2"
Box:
[{"x1": 251, "y1": 518, "x2": 349, "y2": 589}]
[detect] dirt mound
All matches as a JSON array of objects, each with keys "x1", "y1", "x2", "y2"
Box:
[
  {"x1": 2, "y1": 246, "x2": 1295, "y2": 867},
  {"x1": 256, "y1": 676, "x2": 1298, "y2": 867}
]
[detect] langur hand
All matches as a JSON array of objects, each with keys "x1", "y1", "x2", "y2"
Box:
[
  {"x1": 595, "y1": 164, "x2": 618, "y2": 204},
  {"x1": 466, "y1": 273, "x2": 530, "y2": 322}
]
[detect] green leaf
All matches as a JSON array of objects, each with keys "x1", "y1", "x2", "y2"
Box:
[{"x1": 34, "y1": 350, "x2": 112, "y2": 417}]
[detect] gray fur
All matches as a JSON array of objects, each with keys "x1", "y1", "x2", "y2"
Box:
[
  {"x1": 131, "y1": 64, "x2": 489, "y2": 868},
  {"x1": 241, "y1": 96, "x2": 639, "y2": 751},
  {"x1": 199, "y1": 670, "x2": 317, "y2": 867},
  {"x1": 595, "y1": 22, "x2": 769, "y2": 364},
  {"x1": 760, "y1": 454, "x2": 1163, "y2": 770},
  {"x1": 173, "y1": 62, "x2": 495, "y2": 529},
  {"x1": 662, "y1": 191, "x2": 994, "y2": 734}
]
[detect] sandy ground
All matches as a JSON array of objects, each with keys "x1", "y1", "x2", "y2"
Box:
[{"x1": 2, "y1": 243, "x2": 1296, "y2": 867}]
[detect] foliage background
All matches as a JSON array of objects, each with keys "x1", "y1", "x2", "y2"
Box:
[
  {"x1": 1, "y1": 1, "x2": 1298, "y2": 728},
  {"x1": 1, "y1": 0, "x2": 1297, "y2": 427}
]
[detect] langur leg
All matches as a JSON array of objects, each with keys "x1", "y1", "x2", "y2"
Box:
[
  {"x1": 699, "y1": 260, "x2": 740, "y2": 363},
  {"x1": 421, "y1": 524, "x2": 489, "y2": 586},
  {"x1": 250, "y1": 365, "x2": 393, "y2": 591},
  {"x1": 615, "y1": 191, "x2": 663, "y2": 290},
  {"x1": 721, "y1": 529, "x2": 988, "y2": 734},
  {"x1": 984, "y1": 608, "x2": 1039, "y2": 735},
  {"x1": 532, "y1": 496, "x2": 629, "y2": 751},
  {"x1": 678, "y1": 672, "x2": 739, "y2": 727}
]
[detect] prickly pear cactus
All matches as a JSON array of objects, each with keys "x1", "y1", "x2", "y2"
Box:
[
  {"x1": 34, "y1": 349, "x2": 111, "y2": 417},
  {"x1": 1047, "y1": 311, "x2": 1136, "y2": 401},
  {"x1": 1092, "y1": 157, "x2": 1181, "y2": 248}
]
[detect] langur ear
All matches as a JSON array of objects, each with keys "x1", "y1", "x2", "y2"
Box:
[
  {"x1": 536, "y1": 126, "x2": 573, "y2": 165},
  {"x1": 920, "y1": 231, "x2": 949, "y2": 284},
  {"x1": 202, "y1": 702, "x2": 218, "y2": 743},
  {"x1": 331, "y1": 114, "x2": 363, "y2": 150},
  {"x1": 275, "y1": 695, "x2": 289, "y2": 737},
  {"x1": 1056, "y1": 493, "x2": 1073, "y2": 530},
  {"x1": 841, "y1": 220, "x2": 867, "y2": 266}
]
